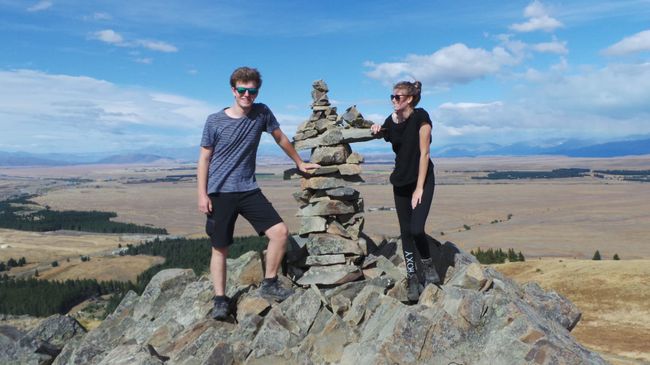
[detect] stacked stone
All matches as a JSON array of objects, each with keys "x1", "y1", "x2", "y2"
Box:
[{"x1": 286, "y1": 80, "x2": 377, "y2": 287}]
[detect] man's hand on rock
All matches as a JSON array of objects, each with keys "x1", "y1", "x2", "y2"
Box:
[{"x1": 298, "y1": 161, "x2": 320, "y2": 173}]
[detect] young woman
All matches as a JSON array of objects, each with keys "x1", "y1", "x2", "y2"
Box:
[{"x1": 370, "y1": 80, "x2": 440, "y2": 301}]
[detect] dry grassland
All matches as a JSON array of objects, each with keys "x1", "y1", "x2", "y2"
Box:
[
  {"x1": 0, "y1": 228, "x2": 131, "y2": 263},
  {"x1": 496, "y1": 259, "x2": 650, "y2": 365},
  {"x1": 20, "y1": 157, "x2": 649, "y2": 260},
  {"x1": 38, "y1": 255, "x2": 164, "y2": 282}
]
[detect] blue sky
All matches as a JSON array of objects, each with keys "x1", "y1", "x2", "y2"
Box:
[{"x1": 1, "y1": 0, "x2": 650, "y2": 155}]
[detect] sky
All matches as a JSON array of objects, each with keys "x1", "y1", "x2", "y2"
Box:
[{"x1": 1, "y1": 0, "x2": 650, "y2": 155}]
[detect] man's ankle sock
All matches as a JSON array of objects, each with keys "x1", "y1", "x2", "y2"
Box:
[{"x1": 263, "y1": 276, "x2": 278, "y2": 285}]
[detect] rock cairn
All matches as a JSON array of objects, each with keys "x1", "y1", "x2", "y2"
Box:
[{"x1": 284, "y1": 80, "x2": 377, "y2": 287}]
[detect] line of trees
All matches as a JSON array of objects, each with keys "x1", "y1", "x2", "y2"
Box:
[
  {"x1": 470, "y1": 247, "x2": 525, "y2": 264},
  {"x1": 0, "y1": 235, "x2": 269, "y2": 318},
  {"x1": 126, "y1": 235, "x2": 268, "y2": 289},
  {"x1": 473, "y1": 168, "x2": 590, "y2": 180},
  {"x1": 0, "y1": 257, "x2": 27, "y2": 272},
  {"x1": 0, "y1": 195, "x2": 167, "y2": 234},
  {"x1": 0, "y1": 276, "x2": 136, "y2": 317}
]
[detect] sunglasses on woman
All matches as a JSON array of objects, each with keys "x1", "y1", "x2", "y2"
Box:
[
  {"x1": 390, "y1": 94, "x2": 409, "y2": 101},
  {"x1": 235, "y1": 87, "x2": 259, "y2": 95}
]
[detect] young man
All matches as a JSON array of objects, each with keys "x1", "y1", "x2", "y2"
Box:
[{"x1": 197, "y1": 66, "x2": 318, "y2": 320}]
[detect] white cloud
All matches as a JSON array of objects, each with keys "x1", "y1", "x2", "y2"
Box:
[
  {"x1": 439, "y1": 102, "x2": 504, "y2": 111},
  {"x1": 135, "y1": 58, "x2": 153, "y2": 64},
  {"x1": 510, "y1": 1, "x2": 563, "y2": 33},
  {"x1": 27, "y1": 1, "x2": 52, "y2": 12},
  {"x1": 429, "y1": 61, "x2": 650, "y2": 145},
  {"x1": 90, "y1": 29, "x2": 178, "y2": 54},
  {"x1": 85, "y1": 12, "x2": 112, "y2": 21},
  {"x1": 532, "y1": 40, "x2": 568, "y2": 54},
  {"x1": 602, "y1": 29, "x2": 650, "y2": 56},
  {"x1": 136, "y1": 39, "x2": 178, "y2": 53},
  {"x1": 365, "y1": 43, "x2": 520, "y2": 87},
  {"x1": 92, "y1": 29, "x2": 123, "y2": 44},
  {"x1": 0, "y1": 69, "x2": 216, "y2": 153}
]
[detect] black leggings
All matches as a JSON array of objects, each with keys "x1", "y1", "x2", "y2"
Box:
[{"x1": 393, "y1": 167, "x2": 435, "y2": 277}]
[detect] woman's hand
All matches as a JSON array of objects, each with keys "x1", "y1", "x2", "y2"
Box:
[
  {"x1": 411, "y1": 188, "x2": 424, "y2": 209},
  {"x1": 370, "y1": 123, "x2": 382, "y2": 135}
]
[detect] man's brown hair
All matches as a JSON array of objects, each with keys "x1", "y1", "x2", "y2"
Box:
[{"x1": 230, "y1": 67, "x2": 262, "y2": 88}]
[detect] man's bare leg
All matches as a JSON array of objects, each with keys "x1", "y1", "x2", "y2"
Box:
[
  {"x1": 210, "y1": 246, "x2": 228, "y2": 296},
  {"x1": 264, "y1": 222, "x2": 289, "y2": 278}
]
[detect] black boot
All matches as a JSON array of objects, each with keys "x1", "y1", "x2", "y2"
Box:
[
  {"x1": 406, "y1": 275, "x2": 421, "y2": 302},
  {"x1": 421, "y1": 258, "x2": 441, "y2": 285}
]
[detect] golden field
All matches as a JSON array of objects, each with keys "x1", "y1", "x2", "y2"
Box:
[{"x1": 496, "y1": 259, "x2": 650, "y2": 365}]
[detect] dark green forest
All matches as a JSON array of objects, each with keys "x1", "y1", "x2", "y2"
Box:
[
  {"x1": 0, "y1": 235, "x2": 268, "y2": 317},
  {"x1": 473, "y1": 168, "x2": 590, "y2": 180},
  {"x1": 0, "y1": 195, "x2": 167, "y2": 234},
  {"x1": 470, "y1": 247, "x2": 525, "y2": 264},
  {"x1": 0, "y1": 277, "x2": 136, "y2": 317}
]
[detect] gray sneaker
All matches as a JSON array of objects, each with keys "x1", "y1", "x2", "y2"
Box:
[
  {"x1": 212, "y1": 298, "x2": 229, "y2": 320},
  {"x1": 421, "y1": 258, "x2": 441, "y2": 285},
  {"x1": 406, "y1": 275, "x2": 421, "y2": 302},
  {"x1": 259, "y1": 278, "x2": 295, "y2": 302}
]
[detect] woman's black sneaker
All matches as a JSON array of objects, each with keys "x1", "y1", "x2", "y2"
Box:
[
  {"x1": 421, "y1": 258, "x2": 441, "y2": 285},
  {"x1": 406, "y1": 275, "x2": 421, "y2": 302}
]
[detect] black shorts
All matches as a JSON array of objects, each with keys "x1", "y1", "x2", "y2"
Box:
[{"x1": 205, "y1": 188, "x2": 283, "y2": 248}]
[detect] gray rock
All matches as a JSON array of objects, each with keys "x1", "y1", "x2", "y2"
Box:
[
  {"x1": 305, "y1": 233, "x2": 363, "y2": 255},
  {"x1": 346, "y1": 152, "x2": 364, "y2": 164},
  {"x1": 310, "y1": 145, "x2": 350, "y2": 165},
  {"x1": 325, "y1": 220, "x2": 352, "y2": 238},
  {"x1": 337, "y1": 163, "x2": 362, "y2": 176},
  {"x1": 300, "y1": 174, "x2": 363, "y2": 190},
  {"x1": 522, "y1": 281, "x2": 582, "y2": 331},
  {"x1": 25, "y1": 314, "x2": 86, "y2": 350},
  {"x1": 340, "y1": 128, "x2": 379, "y2": 144},
  {"x1": 324, "y1": 187, "x2": 359, "y2": 200},
  {"x1": 297, "y1": 264, "x2": 363, "y2": 286},
  {"x1": 294, "y1": 129, "x2": 343, "y2": 150},
  {"x1": 305, "y1": 254, "x2": 346, "y2": 266},
  {"x1": 298, "y1": 216, "x2": 327, "y2": 235},
  {"x1": 296, "y1": 198, "x2": 357, "y2": 217},
  {"x1": 312, "y1": 79, "x2": 328, "y2": 93}
]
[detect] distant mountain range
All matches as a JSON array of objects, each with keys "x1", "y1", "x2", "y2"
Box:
[{"x1": 1, "y1": 137, "x2": 649, "y2": 167}]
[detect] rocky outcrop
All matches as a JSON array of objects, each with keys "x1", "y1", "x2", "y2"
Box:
[
  {"x1": 47, "y1": 241, "x2": 607, "y2": 365},
  {"x1": 0, "y1": 314, "x2": 86, "y2": 364}
]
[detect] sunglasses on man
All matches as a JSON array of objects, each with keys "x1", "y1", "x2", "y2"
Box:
[{"x1": 235, "y1": 87, "x2": 259, "y2": 95}]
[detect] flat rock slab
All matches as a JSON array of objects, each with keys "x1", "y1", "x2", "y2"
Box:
[
  {"x1": 306, "y1": 233, "x2": 364, "y2": 255},
  {"x1": 297, "y1": 264, "x2": 363, "y2": 286},
  {"x1": 301, "y1": 175, "x2": 363, "y2": 190},
  {"x1": 306, "y1": 254, "x2": 346, "y2": 266},
  {"x1": 296, "y1": 199, "x2": 357, "y2": 217}
]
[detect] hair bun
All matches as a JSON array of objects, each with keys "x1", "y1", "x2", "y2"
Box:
[{"x1": 413, "y1": 81, "x2": 422, "y2": 92}]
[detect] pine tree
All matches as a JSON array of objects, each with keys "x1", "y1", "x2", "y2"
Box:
[
  {"x1": 592, "y1": 250, "x2": 601, "y2": 260},
  {"x1": 517, "y1": 252, "x2": 525, "y2": 262}
]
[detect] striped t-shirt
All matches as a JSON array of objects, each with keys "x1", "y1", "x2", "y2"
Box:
[{"x1": 200, "y1": 103, "x2": 279, "y2": 194}]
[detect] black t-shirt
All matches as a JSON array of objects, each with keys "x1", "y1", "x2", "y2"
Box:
[{"x1": 381, "y1": 108, "x2": 434, "y2": 187}]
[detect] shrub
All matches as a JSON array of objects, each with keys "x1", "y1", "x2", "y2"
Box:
[
  {"x1": 592, "y1": 250, "x2": 601, "y2": 260},
  {"x1": 613, "y1": 253, "x2": 620, "y2": 260}
]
